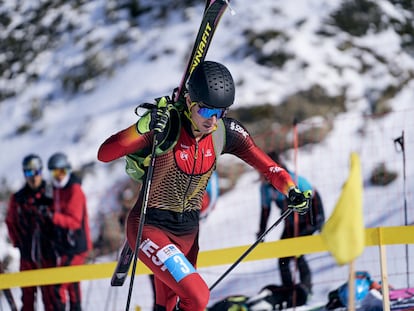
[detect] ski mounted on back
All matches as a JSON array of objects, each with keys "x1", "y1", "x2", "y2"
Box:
[
  {"x1": 174, "y1": 0, "x2": 230, "y2": 103},
  {"x1": 110, "y1": 0, "x2": 230, "y2": 287}
]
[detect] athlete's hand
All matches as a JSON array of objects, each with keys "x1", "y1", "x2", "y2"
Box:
[{"x1": 287, "y1": 187, "x2": 312, "y2": 215}]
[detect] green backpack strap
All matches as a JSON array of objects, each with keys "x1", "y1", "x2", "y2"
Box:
[
  {"x1": 126, "y1": 112, "x2": 223, "y2": 182},
  {"x1": 125, "y1": 103, "x2": 181, "y2": 182},
  {"x1": 212, "y1": 119, "x2": 226, "y2": 158}
]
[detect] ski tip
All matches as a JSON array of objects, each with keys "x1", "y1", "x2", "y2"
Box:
[
  {"x1": 110, "y1": 273, "x2": 128, "y2": 286},
  {"x1": 110, "y1": 279, "x2": 125, "y2": 287},
  {"x1": 224, "y1": 0, "x2": 236, "y2": 15}
]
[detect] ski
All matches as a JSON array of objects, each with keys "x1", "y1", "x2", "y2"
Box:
[
  {"x1": 110, "y1": 0, "x2": 230, "y2": 287},
  {"x1": 3, "y1": 288, "x2": 18, "y2": 311},
  {"x1": 174, "y1": 0, "x2": 230, "y2": 103},
  {"x1": 111, "y1": 240, "x2": 134, "y2": 286}
]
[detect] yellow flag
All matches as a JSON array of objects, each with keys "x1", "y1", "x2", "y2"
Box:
[{"x1": 321, "y1": 152, "x2": 365, "y2": 265}]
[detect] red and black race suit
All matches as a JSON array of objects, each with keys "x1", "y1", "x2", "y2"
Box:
[{"x1": 98, "y1": 117, "x2": 294, "y2": 236}]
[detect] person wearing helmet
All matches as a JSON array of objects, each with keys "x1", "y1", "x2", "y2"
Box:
[
  {"x1": 47, "y1": 152, "x2": 92, "y2": 311},
  {"x1": 98, "y1": 61, "x2": 312, "y2": 311},
  {"x1": 6, "y1": 154, "x2": 56, "y2": 311},
  {"x1": 257, "y1": 151, "x2": 325, "y2": 297},
  {"x1": 326, "y1": 271, "x2": 373, "y2": 310}
]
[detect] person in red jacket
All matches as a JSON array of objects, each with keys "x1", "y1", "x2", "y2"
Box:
[
  {"x1": 6, "y1": 154, "x2": 56, "y2": 311},
  {"x1": 46, "y1": 152, "x2": 92, "y2": 311},
  {"x1": 98, "y1": 61, "x2": 312, "y2": 311}
]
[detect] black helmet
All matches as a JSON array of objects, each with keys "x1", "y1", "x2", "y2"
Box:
[
  {"x1": 187, "y1": 61, "x2": 235, "y2": 108},
  {"x1": 48, "y1": 152, "x2": 71, "y2": 170},
  {"x1": 22, "y1": 154, "x2": 43, "y2": 171}
]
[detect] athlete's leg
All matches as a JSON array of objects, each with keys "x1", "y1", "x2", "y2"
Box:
[
  {"x1": 20, "y1": 260, "x2": 36, "y2": 311},
  {"x1": 297, "y1": 255, "x2": 312, "y2": 293},
  {"x1": 279, "y1": 256, "x2": 294, "y2": 286},
  {"x1": 128, "y1": 225, "x2": 209, "y2": 311}
]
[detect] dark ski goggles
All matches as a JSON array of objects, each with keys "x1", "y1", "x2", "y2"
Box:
[
  {"x1": 194, "y1": 102, "x2": 226, "y2": 119},
  {"x1": 23, "y1": 169, "x2": 42, "y2": 177}
]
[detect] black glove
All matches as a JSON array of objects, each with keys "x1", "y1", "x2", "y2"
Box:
[
  {"x1": 287, "y1": 187, "x2": 312, "y2": 215},
  {"x1": 152, "y1": 97, "x2": 170, "y2": 133}
]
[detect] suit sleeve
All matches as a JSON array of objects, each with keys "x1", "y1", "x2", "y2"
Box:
[
  {"x1": 222, "y1": 118, "x2": 295, "y2": 195},
  {"x1": 97, "y1": 124, "x2": 153, "y2": 162},
  {"x1": 52, "y1": 184, "x2": 86, "y2": 230}
]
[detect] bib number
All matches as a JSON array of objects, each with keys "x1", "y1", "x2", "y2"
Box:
[{"x1": 157, "y1": 244, "x2": 196, "y2": 282}]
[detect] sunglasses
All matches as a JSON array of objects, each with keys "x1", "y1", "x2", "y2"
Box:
[
  {"x1": 51, "y1": 168, "x2": 68, "y2": 178},
  {"x1": 194, "y1": 102, "x2": 226, "y2": 119},
  {"x1": 24, "y1": 169, "x2": 42, "y2": 178}
]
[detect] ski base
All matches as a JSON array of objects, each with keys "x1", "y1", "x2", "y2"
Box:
[{"x1": 111, "y1": 241, "x2": 133, "y2": 286}]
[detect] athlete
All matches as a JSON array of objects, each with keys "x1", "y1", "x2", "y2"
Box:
[{"x1": 97, "y1": 61, "x2": 312, "y2": 311}]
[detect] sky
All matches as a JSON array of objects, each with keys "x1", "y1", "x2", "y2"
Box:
[{"x1": 1, "y1": 0, "x2": 413, "y2": 310}]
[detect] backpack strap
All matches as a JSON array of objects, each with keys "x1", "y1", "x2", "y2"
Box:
[
  {"x1": 212, "y1": 119, "x2": 226, "y2": 159},
  {"x1": 125, "y1": 105, "x2": 181, "y2": 182}
]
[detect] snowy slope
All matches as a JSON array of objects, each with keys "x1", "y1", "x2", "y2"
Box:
[{"x1": 1, "y1": 0, "x2": 413, "y2": 310}]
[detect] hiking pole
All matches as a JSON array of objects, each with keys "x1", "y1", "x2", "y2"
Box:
[
  {"x1": 0, "y1": 262, "x2": 17, "y2": 311},
  {"x1": 209, "y1": 208, "x2": 293, "y2": 291},
  {"x1": 125, "y1": 131, "x2": 160, "y2": 311},
  {"x1": 393, "y1": 131, "x2": 409, "y2": 288}
]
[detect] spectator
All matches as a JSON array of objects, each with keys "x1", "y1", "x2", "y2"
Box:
[
  {"x1": 257, "y1": 151, "x2": 325, "y2": 294},
  {"x1": 47, "y1": 152, "x2": 92, "y2": 311},
  {"x1": 6, "y1": 154, "x2": 56, "y2": 311}
]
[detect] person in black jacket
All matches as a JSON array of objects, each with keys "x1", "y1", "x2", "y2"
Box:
[
  {"x1": 257, "y1": 151, "x2": 325, "y2": 294},
  {"x1": 6, "y1": 154, "x2": 56, "y2": 311}
]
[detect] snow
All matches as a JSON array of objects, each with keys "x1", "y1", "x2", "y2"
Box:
[{"x1": 1, "y1": 0, "x2": 413, "y2": 310}]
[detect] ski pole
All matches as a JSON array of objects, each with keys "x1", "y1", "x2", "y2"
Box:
[
  {"x1": 292, "y1": 117, "x2": 299, "y2": 307},
  {"x1": 209, "y1": 208, "x2": 293, "y2": 291},
  {"x1": 394, "y1": 131, "x2": 409, "y2": 287},
  {"x1": 0, "y1": 263, "x2": 17, "y2": 311},
  {"x1": 125, "y1": 131, "x2": 160, "y2": 311}
]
